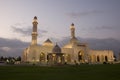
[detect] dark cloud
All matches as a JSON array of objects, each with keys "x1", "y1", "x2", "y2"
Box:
[
  {"x1": 79, "y1": 25, "x2": 120, "y2": 33},
  {"x1": 95, "y1": 26, "x2": 113, "y2": 30},
  {"x1": 67, "y1": 10, "x2": 103, "y2": 18},
  {"x1": 0, "y1": 37, "x2": 29, "y2": 57},
  {"x1": 11, "y1": 26, "x2": 32, "y2": 36},
  {"x1": 95, "y1": 26, "x2": 120, "y2": 30},
  {"x1": 11, "y1": 25, "x2": 48, "y2": 37}
]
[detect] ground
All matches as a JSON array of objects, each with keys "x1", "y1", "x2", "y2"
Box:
[{"x1": 0, "y1": 64, "x2": 120, "y2": 80}]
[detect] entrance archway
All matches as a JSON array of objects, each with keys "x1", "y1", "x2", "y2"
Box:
[
  {"x1": 105, "y1": 56, "x2": 108, "y2": 62},
  {"x1": 97, "y1": 56, "x2": 100, "y2": 62},
  {"x1": 78, "y1": 51, "x2": 83, "y2": 62},
  {"x1": 40, "y1": 52, "x2": 45, "y2": 62},
  {"x1": 66, "y1": 54, "x2": 71, "y2": 63}
]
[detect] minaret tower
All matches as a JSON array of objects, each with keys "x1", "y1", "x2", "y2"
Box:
[
  {"x1": 70, "y1": 23, "x2": 75, "y2": 38},
  {"x1": 31, "y1": 16, "x2": 38, "y2": 45}
]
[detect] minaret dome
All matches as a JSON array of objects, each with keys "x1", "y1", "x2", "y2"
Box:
[
  {"x1": 33, "y1": 16, "x2": 38, "y2": 24},
  {"x1": 34, "y1": 16, "x2": 37, "y2": 19},
  {"x1": 70, "y1": 23, "x2": 75, "y2": 29}
]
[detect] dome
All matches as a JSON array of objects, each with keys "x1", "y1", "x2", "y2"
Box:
[
  {"x1": 52, "y1": 44, "x2": 61, "y2": 53},
  {"x1": 34, "y1": 16, "x2": 37, "y2": 19},
  {"x1": 70, "y1": 37, "x2": 79, "y2": 43},
  {"x1": 71, "y1": 23, "x2": 74, "y2": 26},
  {"x1": 42, "y1": 39, "x2": 54, "y2": 46},
  {"x1": 63, "y1": 37, "x2": 79, "y2": 48}
]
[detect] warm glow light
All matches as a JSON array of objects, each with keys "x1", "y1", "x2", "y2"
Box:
[
  {"x1": 52, "y1": 54, "x2": 56, "y2": 57},
  {"x1": 63, "y1": 44, "x2": 72, "y2": 48},
  {"x1": 32, "y1": 19, "x2": 38, "y2": 23},
  {"x1": 65, "y1": 54, "x2": 68, "y2": 57}
]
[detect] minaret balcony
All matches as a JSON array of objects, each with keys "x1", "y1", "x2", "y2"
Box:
[{"x1": 32, "y1": 32, "x2": 38, "y2": 35}]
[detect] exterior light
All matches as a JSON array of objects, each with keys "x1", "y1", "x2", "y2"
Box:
[{"x1": 52, "y1": 54, "x2": 56, "y2": 57}]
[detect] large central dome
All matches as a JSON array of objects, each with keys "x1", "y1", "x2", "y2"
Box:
[{"x1": 52, "y1": 44, "x2": 61, "y2": 53}]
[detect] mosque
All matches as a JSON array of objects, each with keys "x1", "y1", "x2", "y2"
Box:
[{"x1": 22, "y1": 16, "x2": 114, "y2": 64}]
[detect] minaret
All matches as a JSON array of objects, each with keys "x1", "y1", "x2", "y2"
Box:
[
  {"x1": 31, "y1": 16, "x2": 38, "y2": 45},
  {"x1": 70, "y1": 23, "x2": 75, "y2": 38}
]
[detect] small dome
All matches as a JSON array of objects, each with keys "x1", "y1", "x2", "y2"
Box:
[
  {"x1": 63, "y1": 37, "x2": 79, "y2": 48},
  {"x1": 52, "y1": 44, "x2": 61, "y2": 53},
  {"x1": 71, "y1": 23, "x2": 74, "y2": 26},
  {"x1": 42, "y1": 39, "x2": 54, "y2": 46},
  {"x1": 34, "y1": 16, "x2": 37, "y2": 19},
  {"x1": 70, "y1": 37, "x2": 79, "y2": 43},
  {"x1": 44, "y1": 39, "x2": 52, "y2": 43}
]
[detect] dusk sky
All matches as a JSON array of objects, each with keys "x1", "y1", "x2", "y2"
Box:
[{"x1": 0, "y1": 0, "x2": 120, "y2": 56}]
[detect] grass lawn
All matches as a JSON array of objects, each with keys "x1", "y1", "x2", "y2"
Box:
[{"x1": 0, "y1": 64, "x2": 120, "y2": 80}]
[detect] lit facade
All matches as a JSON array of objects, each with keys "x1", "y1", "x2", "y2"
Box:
[{"x1": 22, "y1": 16, "x2": 114, "y2": 64}]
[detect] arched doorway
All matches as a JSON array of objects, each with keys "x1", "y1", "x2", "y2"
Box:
[
  {"x1": 78, "y1": 51, "x2": 83, "y2": 62},
  {"x1": 32, "y1": 50, "x2": 36, "y2": 62},
  {"x1": 66, "y1": 54, "x2": 71, "y2": 63},
  {"x1": 40, "y1": 52, "x2": 45, "y2": 62},
  {"x1": 105, "y1": 56, "x2": 108, "y2": 62},
  {"x1": 47, "y1": 54, "x2": 55, "y2": 64},
  {"x1": 52, "y1": 54, "x2": 56, "y2": 63},
  {"x1": 97, "y1": 56, "x2": 100, "y2": 62}
]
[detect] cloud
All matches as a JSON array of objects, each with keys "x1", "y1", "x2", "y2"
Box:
[
  {"x1": 0, "y1": 37, "x2": 29, "y2": 57},
  {"x1": 67, "y1": 10, "x2": 103, "y2": 18},
  {"x1": 95, "y1": 26, "x2": 120, "y2": 30},
  {"x1": 38, "y1": 29, "x2": 48, "y2": 37},
  {"x1": 11, "y1": 26, "x2": 31, "y2": 36},
  {"x1": 14, "y1": 22, "x2": 26, "y2": 26},
  {"x1": 80, "y1": 25, "x2": 120, "y2": 33},
  {"x1": 11, "y1": 24, "x2": 48, "y2": 37},
  {"x1": 0, "y1": 47, "x2": 11, "y2": 52}
]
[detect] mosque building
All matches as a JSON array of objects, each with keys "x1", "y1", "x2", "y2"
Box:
[{"x1": 22, "y1": 16, "x2": 114, "y2": 64}]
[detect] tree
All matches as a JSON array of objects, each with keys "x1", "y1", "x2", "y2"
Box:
[
  {"x1": 16, "y1": 56, "x2": 21, "y2": 61},
  {"x1": 0, "y1": 56, "x2": 4, "y2": 61},
  {"x1": 114, "y1": 55, "x2": 117, "y2": 61}
]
